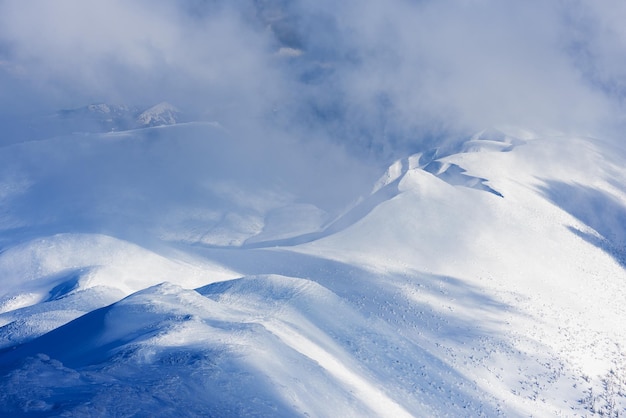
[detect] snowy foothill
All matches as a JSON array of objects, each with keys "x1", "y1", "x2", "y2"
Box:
[{"x1": 0, "y1": 119, "x2": 625, "y2": 416}]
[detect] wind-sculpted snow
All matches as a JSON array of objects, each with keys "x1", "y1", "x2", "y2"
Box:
[
  {"x1": 3, "y1": 0, "x2": 626, "y2": 415},
  {"x1": 292, "y1": 132, "x2": 626, "y2": 415},
  {"x1": 0, "y1": 275, "x2": 511, "y2": 416},
  {"x1": 1, "y1": 126, "x2": 626, "y2": 416}
]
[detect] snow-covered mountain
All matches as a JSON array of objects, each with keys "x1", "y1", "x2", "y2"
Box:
[
  {"x1": 136, "y1": 102, "x2": 182, "y2": 128},
  {"x1": 1, "y1": 118, "x2": 625, "y2": 416},
  {"x1": 6, "y1": 102, "x2": 186, "y2": 143},
  {"x1": 54, "y1": 103, "x2": 140, "y2": 133}
]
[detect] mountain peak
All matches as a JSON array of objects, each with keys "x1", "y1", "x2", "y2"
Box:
[{"x1": 136, "y1": 102, "x2": 181, "y2": 127}]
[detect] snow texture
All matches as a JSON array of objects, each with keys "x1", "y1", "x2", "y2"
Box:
[{"x1": 1, "y1": 121, "x2": 626, "y2": 417}]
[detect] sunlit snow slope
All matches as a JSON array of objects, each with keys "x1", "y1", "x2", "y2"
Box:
[{"x1": 1, "y1": 125, "x2": 625, "y2": 417}]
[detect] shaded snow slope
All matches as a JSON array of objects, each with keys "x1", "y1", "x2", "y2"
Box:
[
  {"x1": 0, "y1": 276, "x2": 507, "y2": 417},
  {"x1": 295, "y1": 133, "x2": 626, "y2": 415},
  {"x1": 0, "y1": 233, "x2": 234, "y2": 349},
  {"x1": 1, "y1": 126, "x2": 626, "y2": 416}
]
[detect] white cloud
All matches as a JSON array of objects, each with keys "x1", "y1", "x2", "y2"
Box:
[
  {"x1": 0, "y1": 0, "x2": 282, "y2": 114},
  {"x1": 1, "y1": 0, "x2": 625, "y2": 151}
]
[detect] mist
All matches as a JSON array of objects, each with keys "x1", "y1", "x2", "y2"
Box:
[{"x1": 1, "y1": 0, "x2": 626, "y2": 159}]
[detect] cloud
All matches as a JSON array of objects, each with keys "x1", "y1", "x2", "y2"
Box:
[
  {"x1": 563, "y1": 1, "x2": 626, "y2": 103},
  {"x1": 1, "y1": 0, "x2": 625, "y2": 155},
  {"x1": 283, "y1": 0, "x2": 623, "y2": 145},
  {"x1": 0, "y1": 0, "x2": 283, "y2": 115}
]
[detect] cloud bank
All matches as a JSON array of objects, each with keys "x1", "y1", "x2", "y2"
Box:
[{"x1": 1, "y1": 0, "x2": 626, "y2": 156}]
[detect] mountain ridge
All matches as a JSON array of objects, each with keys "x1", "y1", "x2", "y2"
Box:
[{"x1": 1, "y1": 119, "x2": 625, "y2": 416}]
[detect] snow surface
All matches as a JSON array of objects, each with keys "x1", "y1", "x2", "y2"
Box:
[{"x1": 1, "y1": 123, "x2": 626, "y2": 416}]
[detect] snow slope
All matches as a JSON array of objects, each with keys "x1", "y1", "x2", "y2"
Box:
[{"x1": 1, "y1": 125, "x2": 625, "y2": 416}]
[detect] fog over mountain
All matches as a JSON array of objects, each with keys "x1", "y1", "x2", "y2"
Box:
[
  {"x1": 1, "y1": 1, "x2": 626, "y2": 417},
  {"x1": 2, "y1": 1, "x2": 626, "y2": 151}
]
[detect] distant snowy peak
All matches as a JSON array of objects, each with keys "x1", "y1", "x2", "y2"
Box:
[
  {"x1": 59, "y1": 103, "x2": 138, "y2": 120},
  {"x1": 136, "y1": 102, "x2": 181, "y2": 127},
  {"x1": 85, "y1": 103, "x2": 130, "y2": 114},
  {"x1": 46, "y1": 102, "x2": 185, "y2": 134}
]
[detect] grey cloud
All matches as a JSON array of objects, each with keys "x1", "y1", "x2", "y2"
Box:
[
  {"x1": 288, "y1": 0, "x2": 618, "y2": 143},
  {"x1": 563, "y1": 1, "x2": 626, "y2": 105},
  {"x1": 1, "y1": 0, "x2": 625, "y2": 157},
  {"x1": 0, "y1": 0, "x2": 283, "y2": 115}
]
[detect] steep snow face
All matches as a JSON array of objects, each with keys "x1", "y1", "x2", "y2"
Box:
[{"x1": 1, "y1": 124, "x2": 626, "y2": 416}]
